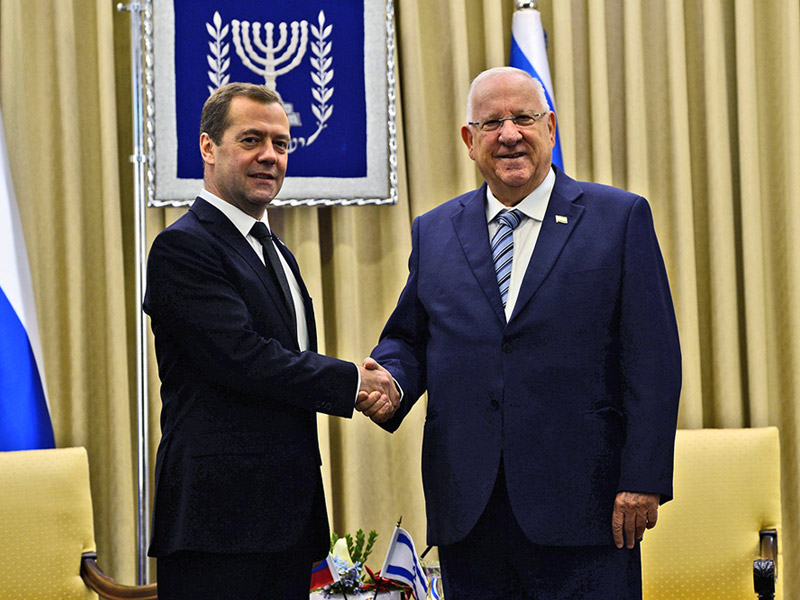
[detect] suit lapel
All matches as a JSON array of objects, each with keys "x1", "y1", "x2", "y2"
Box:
[
  {"x1": 509, "y1": 172, "x2": 585, "y2": 322},
  {"x1": 190, "y1": 198, "x2": 297, "y2": 338},
  {"x1": 451, "y1": 185, "x2": 506, "y2": 325}
]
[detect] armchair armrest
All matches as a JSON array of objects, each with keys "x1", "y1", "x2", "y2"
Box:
[
  {"x1": 80, "y1": 553, "x2": 158, "y2": 600},
  {"x1": 753, "y1": 529, "x2": 777, "y2": 600}
]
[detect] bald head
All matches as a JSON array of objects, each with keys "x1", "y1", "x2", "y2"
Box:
[{"x1": 465, "y1": 67, "x2": 548, "y2": 123}]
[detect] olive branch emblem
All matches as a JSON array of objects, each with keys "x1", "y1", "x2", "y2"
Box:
[
  {"x1": 303, "y1": 10, "x2": 334, "y2": 147},
  {"x1": 206, "y1": 12, "x2": 230, "y2": 94},
  {"x1": 205, "y1": 10, "x2": 334, "y2": 152}
]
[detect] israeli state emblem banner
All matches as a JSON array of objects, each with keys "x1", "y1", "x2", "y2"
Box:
[{"x1": 148, "y1": 0, "x2": 397, "y2": 206}]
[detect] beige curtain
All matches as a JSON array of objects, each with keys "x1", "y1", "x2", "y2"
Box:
[
  {"x1": 0, "y1": 0, "x2": 136, "y2": 582},
  {"x1": 2, "y1": 0, "x2": 798, "y2": 590}
]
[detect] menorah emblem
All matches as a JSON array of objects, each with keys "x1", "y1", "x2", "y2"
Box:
[
  {"x1": 206, "y1": 10, "x2": 334, "y2": 151},
  {"x1": 231, "y1": 18, "x2": 308, "y2": 93}
]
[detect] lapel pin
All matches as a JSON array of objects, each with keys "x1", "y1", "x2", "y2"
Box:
[{"x1": 555, "y1": 215, "x2": 568, "y2": 224}]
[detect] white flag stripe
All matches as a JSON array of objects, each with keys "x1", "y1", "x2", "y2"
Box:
[
  {"x1": 0, "y1": 107, "x2": 48, "y2": 393},
  {"x1": 511, "y1": 9, "x2": 556, "y2": 112},
  {"x1": 0, "y1": 111, "x2": 40, "y2": 341},
  {"x1": 380, "y1": 526, "x2": 428, "y2": 600}
]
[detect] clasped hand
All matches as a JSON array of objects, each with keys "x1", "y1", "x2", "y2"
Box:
[{"x1": 356, "y1": 357, "x2": 399, "y2": 423}]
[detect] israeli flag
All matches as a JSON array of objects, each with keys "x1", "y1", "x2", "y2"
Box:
[
  {"x1": 429, "y1": 575, "x2": 441, "y2": 599},
  {"x1": 0, "y1": 108, "x2": 55, "y2": 451},
  {"x1": 510, "y1": 6, "x2": 564, "y2": 169},
  {"x1": 379, "y1": 526, "x2": 428, "y2": 600}
]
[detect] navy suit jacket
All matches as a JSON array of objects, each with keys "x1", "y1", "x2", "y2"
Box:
[
  {"x1": 372, "y1": 168, "x2": 681, "y2": 547},
  {"x1": 144, "y1": 197, "x2": 357, "y2": 558}
]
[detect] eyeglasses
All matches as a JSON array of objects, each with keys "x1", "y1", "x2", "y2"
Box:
[{"x1": 467, "y1": 112, "x2": 547, "y2": 132}]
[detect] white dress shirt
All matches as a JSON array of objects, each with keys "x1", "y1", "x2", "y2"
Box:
[
  {"x1": 485, "y1": 167, "x2": 556, "y2": 320},
  {"x1": 198, "y1": 189, "x2": 310, "y2": 351}
]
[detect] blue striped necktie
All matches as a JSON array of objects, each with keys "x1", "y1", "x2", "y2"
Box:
[{"x1": 491, "y1": 209, "x2": 524, "y2": 308}]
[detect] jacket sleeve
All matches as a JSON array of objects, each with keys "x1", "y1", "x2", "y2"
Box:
[
  {"x1": 370, "y1": 217, "x2": 429, "y2": 432},
  {"x1": 616, "y1": 196, "x2": 682, "y2": 501},
  {"x1": 144, "y1": 224, "x2": 357, "y2": 418}
]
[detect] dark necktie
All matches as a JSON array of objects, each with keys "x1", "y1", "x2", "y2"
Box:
[{"x1": 249, "y1": 221, "x2": 296, "y2": 326}]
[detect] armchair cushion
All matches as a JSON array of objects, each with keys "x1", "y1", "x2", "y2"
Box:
[
  {"x1": 642, "y1": 427, "x2": 782, "y2": 600},
  {"x1": 0, "y1": 447, "x2": 97, "y2": 600}
]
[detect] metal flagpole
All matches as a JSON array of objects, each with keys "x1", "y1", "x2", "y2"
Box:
[{"x1": 117, "y1": 0, "x2": 151, "y2": 585}]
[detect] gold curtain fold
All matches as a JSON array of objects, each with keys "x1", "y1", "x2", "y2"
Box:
[
  {"x1": 0, "y1": 0, "x2": 136, "y2": 583},
  {"x1": 2, "y1": 0, "x2": 799, "y2": 590}
]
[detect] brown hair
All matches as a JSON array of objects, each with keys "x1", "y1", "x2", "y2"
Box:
[{"x1": 200, "y1": 83, "x2": 281, "y2": 144}]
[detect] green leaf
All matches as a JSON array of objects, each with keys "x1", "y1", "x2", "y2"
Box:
[
  {"x1": 352, "y1": 529, "x2": 366, "y2": 563},
  {"x1": 362, "y1": 530, "x2": 378, "y2": 565}
]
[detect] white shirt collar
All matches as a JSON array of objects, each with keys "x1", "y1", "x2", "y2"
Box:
[
  {"x1": 485, "y1": 166, "x2": 556, "y2": 224},
  {"x1": 197, "y1": 188, "x2": 271, "y2": 237}
]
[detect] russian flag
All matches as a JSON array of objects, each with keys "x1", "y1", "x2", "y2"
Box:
[
  {"x1": 510, "y1": 5, "x2": 564, "y2": 170},
  {"x1": 379, "y1": 526, "x2": 428, "y2": 600},
  {"x1": 0, "y1": 108, "x2": 55, "y2": 451},
  {"x1": 309, "y1": 554, "x2": 340, "y2": 591}
]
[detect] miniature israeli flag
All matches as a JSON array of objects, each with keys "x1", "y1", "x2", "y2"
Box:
[
  {"x1": 429, "y1": 575, "x2": 442, "y2": 599},
  {"x1": 0, "y1": 108, "x2": 55, "y2": 451},
  {"x1": 510, "y1": 5, "x2": 564, "y2": 170},
  {"x1": 380, "y1": 526, "x2": 428, "y2": 600}
]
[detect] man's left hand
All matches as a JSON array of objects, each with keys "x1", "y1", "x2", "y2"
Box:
[{"x1": 612, "y1": 491, "x2": 660, "y2": 549}]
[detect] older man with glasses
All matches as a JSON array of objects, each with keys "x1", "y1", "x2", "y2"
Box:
[{"x1": 361, "y1": 67, "x2": 682, "y2": 599}]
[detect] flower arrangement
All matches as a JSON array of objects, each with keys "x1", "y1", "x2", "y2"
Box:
[{"x1": 316, "y1": 529, "x2": 413, "y2": 599}]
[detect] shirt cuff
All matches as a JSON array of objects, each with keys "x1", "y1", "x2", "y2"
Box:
[
  {"x1": 392, "y1": 376, "x2": 404, "y2": 404},
  {"x1": 354, "y1": 363, "x2": 361, "y2": 406}
]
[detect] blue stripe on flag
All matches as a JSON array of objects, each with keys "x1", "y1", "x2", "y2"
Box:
[
  {"x1": 430, "y1": 576, "x2": 441, "y2": 599},
  {"x1": 509, "y1": 36, "x2": 564, "y2": 170},
  {"x1": 385, "y1": 565, "x2": 416, "y2": 581},
  {"x1": 395, "y1": 532, "x2": 428, "y2": 596},
  {"x1": 311, "y1": 561, "x2": 326, "y2": 574},
  {"x1": 397, "y1": 534, "x2": 427, "y2": 582},
  {"x1": 0, "y1": 287, "x2": 54, "y2": 451}
]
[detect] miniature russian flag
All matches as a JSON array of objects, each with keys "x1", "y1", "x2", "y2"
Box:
[{"x1": 310, "y1": 553, "x2": 340, "y2": 591}]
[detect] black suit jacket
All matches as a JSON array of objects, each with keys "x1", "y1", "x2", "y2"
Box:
[{"x1": 144, "y1": 197, "x2": 357, "y2": 558}]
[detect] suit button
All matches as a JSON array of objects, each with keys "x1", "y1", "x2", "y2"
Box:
[
  {"x1": 490, "y1": 396, "x2": 499, "y2": 409},
  {"x1": 502, "y1": 342, "x2": 512, "y2": 354}
]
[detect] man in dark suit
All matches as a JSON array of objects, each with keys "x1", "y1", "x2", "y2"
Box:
[
  {"x1": 363, "y1": 67, "x2": 681, "y2": 598},
  {"x1": 144, "y1": 82, "x2": 397, "y2": 599}
]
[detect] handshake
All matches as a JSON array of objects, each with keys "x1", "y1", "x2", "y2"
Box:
[{"x1": 356, "y1": 357, "x2": 400, "y2": 423}]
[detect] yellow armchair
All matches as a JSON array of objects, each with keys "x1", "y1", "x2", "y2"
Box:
[
  {"x1": 642, "y1": 427, "x2": 782, "y2": 600},
  {"x1": 0, "y1": 447, "x2": 157, "y2": 600}
]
